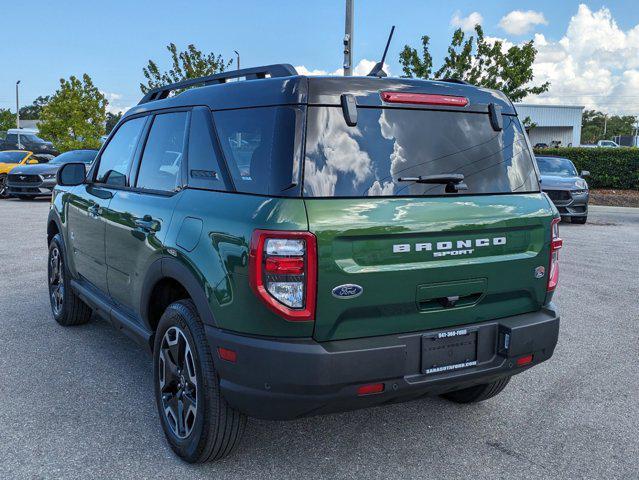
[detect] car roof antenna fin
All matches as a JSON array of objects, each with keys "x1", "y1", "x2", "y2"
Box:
[{"x1": 367, "y1": 25, "x2": 395, "y2": 78}]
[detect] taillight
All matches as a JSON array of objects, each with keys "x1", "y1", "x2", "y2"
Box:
[
  {"x1": 380, "y1": 91, "x2": 469, "y2": 107},
  {"x1": 547, "y1": 218, "x2": 562, "y2": 292},
  {"x1": 249, "y1": 230, "x2": 317, "y2": 322}
]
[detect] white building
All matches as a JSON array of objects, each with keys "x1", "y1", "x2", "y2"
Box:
[{"x1": 515, "y1": 104, "x2": 584, "y2": 147}]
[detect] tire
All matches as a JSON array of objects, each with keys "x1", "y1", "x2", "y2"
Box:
[
  {"x1": 572, "y1": 216, "x2": 587, "y2": 224},
  {"x1": 441, "y1": 376, "x2": 511, "y2": 404},
  {"x1": 48, "y1": 234, "x2": 92, "y2": 326},
  {"x1": 154, "y1": 300, "x2": 246, "y2": 463},
  {"x1": 0, "y1": 174, "x2": 8, "y2": 199}
]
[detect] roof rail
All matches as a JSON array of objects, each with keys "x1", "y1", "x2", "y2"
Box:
[
  {"x1": 435, "y1": 78, "x2": 471, "y2": 85},
  {"x1": 138, "y1": 63, "x2": 298, "y2": 104}
]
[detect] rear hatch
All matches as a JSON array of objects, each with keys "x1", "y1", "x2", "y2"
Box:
[{"x1": 303, "y1": 91, "x2": 554, "y2": 342}]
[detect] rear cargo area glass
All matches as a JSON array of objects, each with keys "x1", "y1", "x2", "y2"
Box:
[{"x1": 303, "y1": 107, "x2": 539, "y2": 197}]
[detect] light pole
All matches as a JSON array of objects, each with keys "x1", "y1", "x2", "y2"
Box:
[
  {"x1": 234, "y1": 50, "x2": 240, "y2": 81},
  {"x1": 343, "y1": 0, "x2": 354, "y2": 75},
  {"x1": 16, "y1": 80, "x2": 21, "y2": 148}
]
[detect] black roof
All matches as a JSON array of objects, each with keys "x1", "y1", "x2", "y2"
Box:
[{"x1": 124, "y1": 64, "x2": 516, "y2": 118}]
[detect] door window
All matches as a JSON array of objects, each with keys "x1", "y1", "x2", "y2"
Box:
[
  {"x1": 135, "y1": 112, "x2": 188, "y2": 192},
  {"x1": 96, "y1": 116, "x2": 146, "y2": 186}
]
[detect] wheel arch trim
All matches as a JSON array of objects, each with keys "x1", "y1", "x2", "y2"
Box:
[{"x1": 140, "y1": 256, "x2": 218, "y2": 334}]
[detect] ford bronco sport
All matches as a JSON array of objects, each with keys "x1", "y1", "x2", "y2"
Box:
[{"x1": 47, "y1": 64, "x2": 561, "y2": 463}]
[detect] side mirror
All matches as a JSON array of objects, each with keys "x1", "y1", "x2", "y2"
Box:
[
  {"x1": 57, "y1": 162, "x2": 86, "y2": 186},
  {"x1": 27, "y1": 159, "x2": 39, "y2": 164},
  {"x1": 581, "y1": 170, "x2": 590, "y2": 177}
]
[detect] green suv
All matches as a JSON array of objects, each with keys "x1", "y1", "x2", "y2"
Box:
[{"x1": 47, "y1": 64, "x2": 562, "y2": 463}]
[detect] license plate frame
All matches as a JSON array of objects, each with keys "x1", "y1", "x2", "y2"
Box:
[{"x1": 421, "y1": 328, "x2": 478, "y2": 375}]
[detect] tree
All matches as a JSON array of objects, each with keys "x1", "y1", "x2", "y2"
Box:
[
  {"x1": 38, "y1": 74, "x2": 107, "y2": 152},
  {"x1": 400, "y1": 25, "x2": 549, "y2": 102},
  {"x1": 140, "y1": 43, "x2": 232, "y2": 93},
  {"x1": 105, "y1": 111, "x2": 123, "y2": 134},
  {"x1": 0, "y1": 108, "x2": 16, "y2": 133},
  {"x1": 581, "y1": 110, "x2": 637, "y2": 144},
  {"x1": 19, "y1": 95, "x2": 50, "y2": 120}
]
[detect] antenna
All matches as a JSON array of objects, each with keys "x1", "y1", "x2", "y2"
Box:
[{"x1": 367, "y1": 25, "x2": 395, "y2": 78}]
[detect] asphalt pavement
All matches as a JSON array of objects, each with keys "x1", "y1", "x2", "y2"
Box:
[{"x1": 0, "y1": 199, "x2": 637, "y2": 479}]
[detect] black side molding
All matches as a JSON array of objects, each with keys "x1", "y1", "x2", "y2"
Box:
[{"x1": 70, "y1": 279, "x2": 153, "y2": 352}]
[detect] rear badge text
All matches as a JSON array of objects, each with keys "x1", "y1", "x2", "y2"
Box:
[{"x1": 393, "y1": 237, "x2": 507, "y2": 258}]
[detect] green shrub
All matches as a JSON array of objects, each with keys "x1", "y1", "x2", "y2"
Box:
[{"x1": 533, "y1": 147, "x2": 639, "y2": 190}]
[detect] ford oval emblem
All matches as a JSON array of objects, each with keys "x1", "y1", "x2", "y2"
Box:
[{"x1": 332, "y1": 284, "x2": 363, "y2": 299}]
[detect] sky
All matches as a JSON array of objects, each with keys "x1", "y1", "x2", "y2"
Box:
[{"x1": 1, "y1": 0, "x2": 638, "y2": 116}]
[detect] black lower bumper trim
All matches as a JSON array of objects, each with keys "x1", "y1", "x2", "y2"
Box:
[{"x1": 206, "y1": 306, "x2": 560, "y2": 420}]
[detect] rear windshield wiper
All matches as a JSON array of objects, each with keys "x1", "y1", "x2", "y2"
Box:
[{"x1": 397, "y1": 174, "x2": 468, "y2": 193}]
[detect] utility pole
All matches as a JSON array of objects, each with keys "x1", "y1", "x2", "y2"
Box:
[
  {"x1": 343, "y1": 0, "x2": 354, "y2": 75},
  {"x1": 603, "y1": 114, "x2": 607, "y2": 137},
  {"x1": 15, "y1": 80, "x2": 21, "y2": 148}
]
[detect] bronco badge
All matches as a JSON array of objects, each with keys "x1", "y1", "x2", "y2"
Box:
[{"x1": 332, "y1": 284, "x2": 363, "y2": 299}]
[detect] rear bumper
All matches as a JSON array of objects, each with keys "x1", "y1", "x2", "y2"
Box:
[{"x1": 207, "y1": 305, "x2": 560, "y2": 420}]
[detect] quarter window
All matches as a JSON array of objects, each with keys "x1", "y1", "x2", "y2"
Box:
[
  {"x1": 96, "y1": 116, "x2": 146, "y2": 186},
  {"x1": 136, "y1": 112, "x2": 189, "y2": 192},
  {"x1": 213, "y1": 106, "x2": 301, "y2": 195},
  {"x1": 187, "y1": 107, "x2": 227, "y2": 190}
]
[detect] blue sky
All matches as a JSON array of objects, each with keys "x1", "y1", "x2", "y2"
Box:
[{"x1": 1, "y1": 1, "x2": 638, "y2": 114}]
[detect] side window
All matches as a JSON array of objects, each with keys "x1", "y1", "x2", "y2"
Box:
[
  {"x1": 6, "y1": 134, "x2": 18, "y2": 143},
  {"x1": 135, "y1": 111, "x2": 188, "y2": 192},
  {"x1": 96, "y1": 116, "x2": 146, "y2": 186},
  {"x1": 187, "y1": 107, "x2": 228, "y2": 190}
]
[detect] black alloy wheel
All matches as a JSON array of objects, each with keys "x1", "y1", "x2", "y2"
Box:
[
  {"x1": 0, "y1": 175, "x2": 8, "y2": 198},
  {"x1": 48, "y1": 244, "x2": 65, "y2": 317},
  {"x1": 158, "y1": 326, "x2": 199, "y2": 439}
]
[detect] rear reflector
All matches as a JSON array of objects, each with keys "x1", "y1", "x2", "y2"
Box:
[
  {"x1": 516, "y1": 354, "x2": 533, "y2": 366},
  {"x1": 265, "y1": 256, "x2": 305, "y2": 275},
  {"x1": 381, "y1": 91, "x2": 469, "y2": 107},
  {"x1": 547, "y1": 217, "x2": 562, "y2": 292},
  {"x1": 357, "y1": 383, "x2": 385, "y2": 396},
  {"x1": 217, "y1": 347, "x2": 237, "y2": 363}
]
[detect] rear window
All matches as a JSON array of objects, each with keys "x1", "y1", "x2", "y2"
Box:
[
  {"x1": 303, "y1": 107, "x2": 539, "y2": 197},
  {"x1": 213, "y1": 106, "x2": 303, "y2": 196}
]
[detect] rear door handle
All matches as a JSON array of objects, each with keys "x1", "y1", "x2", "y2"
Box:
[{"x1": 135, "y1": 216, "x2": 160, "y2": 232}]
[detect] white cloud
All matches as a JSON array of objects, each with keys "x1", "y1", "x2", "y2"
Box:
[
  {"x1": 450, "y1": 11, "x2": 483, "y2": 32},
  {"x1": 294, "y1": 58, "x2": 391, "y2": 77},
  {"x1": 526, "y1": 4, "x2": 639, "y2": 114},
  {"x1": 101, "y1": 91, "x2": 132, "y2": 114},
  {"x1": 499, "y1": 10, "x2": 548, "y2": 35}
]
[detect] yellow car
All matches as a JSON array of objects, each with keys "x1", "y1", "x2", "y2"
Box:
[{"x1": 0, "y1": 150, "x2": 41, "y2": 198}]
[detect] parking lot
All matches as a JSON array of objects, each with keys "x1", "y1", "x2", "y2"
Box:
[{"x1": 0, "y1": 198, "x2": 637, "y2": 479}]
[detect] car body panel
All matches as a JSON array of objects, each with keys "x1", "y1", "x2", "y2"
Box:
[
  {"x1": 305, "y1": 194, "x2": 554, "y2": 342},
  {"x1": 165, "y1": 188, "x2": 313, "y2": 337},
  {"x1": 64, "y1": 185, "x2": 113, "y2": 292},
  {"x1": 105, "y1": 189, "x2": 181, "y2": 314}
]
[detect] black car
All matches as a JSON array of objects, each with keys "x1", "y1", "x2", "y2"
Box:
[
  {"x1": 536, "y1": 156, "x2": 589, "y2": 224},
  {"x1": 0, "y1": 131, "x2": 59, "y2": 156},
  {"x1": 8, "y1": 149, "x2": 98, "y2": 199}
]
